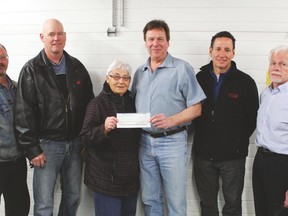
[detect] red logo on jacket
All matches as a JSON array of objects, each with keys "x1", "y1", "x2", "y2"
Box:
[{"x1": 228, "y1": 92, "x2": 238, "y2": 100}]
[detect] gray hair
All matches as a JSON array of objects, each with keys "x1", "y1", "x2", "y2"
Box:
[
  {"x1": 106, "y1": 59, "x2": 132, "y2": 75},
  {"x1": 269, "y1": 45, "x2": 288, "y2": 62},
  {"x1": 0, "y1": 43, "x2": 7, "y2": 51}
]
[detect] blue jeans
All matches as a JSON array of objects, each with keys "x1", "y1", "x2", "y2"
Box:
[
  {"x1": 194, "y1": 157, "x2": 246, "y2": 216},
  {"x1": 93, "y1": 191, "x2": 138, "y2": 216},
  {"x1": 139, "y1": 131, "x2": 188, "y2": 216},
  {"x1": 33, "y1": 138, "x2": 82, "y2": 216}
]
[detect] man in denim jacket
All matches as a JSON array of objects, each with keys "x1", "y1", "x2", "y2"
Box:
[{"x1": 0, "y1": 44, "x2": 30, "y2": 216}]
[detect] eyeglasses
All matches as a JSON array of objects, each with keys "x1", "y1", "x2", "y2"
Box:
[
  {"x1": 109, "y1": 74, "x2": 131, "y2": 81},
  {"x1": 0, "y1": 55, "x2": 8, "y2": 61},
  {"x1": 46, "y1": 32, "x2": 66, "y2": 39}
]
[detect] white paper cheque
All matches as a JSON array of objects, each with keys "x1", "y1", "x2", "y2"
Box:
[{"x1": 117, "y1": 113, "x2": 151, "y2": 128}]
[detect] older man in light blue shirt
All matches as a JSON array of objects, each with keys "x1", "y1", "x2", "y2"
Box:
[
  {"x1": 253, "y1": 45, "x2": 288, "y2": 216},
  {"x1": 256, "y1": 83, "x2": 288, "y2": 154},
  {"x1": 131, "y1": 19, "x2": 205, "y2": 216},
  {"x1": 133, "y1": 53, "x2": 205, "y2": 133}
]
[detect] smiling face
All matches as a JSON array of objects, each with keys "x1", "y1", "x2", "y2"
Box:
[
  {"x1": 209, "y1": 37, "x2": 235, "y2": 75},
  {"x1": 40, "y1": 19, "x2": 66, "y2": 58},
  {"x1": 269, "y1": 51, "x2": 288, "y2": 88},
  {"x1": 145, "y1": 28, "x2": 170, "y2": 63},
  {"x1": 106, "y1": 68, "x2": 131, "y2": 96}
]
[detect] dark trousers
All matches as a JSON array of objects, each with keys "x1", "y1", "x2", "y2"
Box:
[
  {"x1": 0, "y1": 157, "x2": 30, "y2": 216},
  {"x1": 194, "y1": 157, "x2": 245, "y2": 216},
  {"x1": 93, "y1": 191, "x2": 138, "y2": 216},
  {"x1": 252, "y1": 148, "x2": 288, "y2": 216}
]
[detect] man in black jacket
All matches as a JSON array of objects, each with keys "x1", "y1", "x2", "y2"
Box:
[
  {"x1": 14, "y1": 18, "x2": 94, "y2": 216},
  {"x1": 193, "y1": 31, "x2": 259, "y2": 216}
]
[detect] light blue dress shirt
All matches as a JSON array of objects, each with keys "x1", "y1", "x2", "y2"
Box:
[
  {"x1": 131, "y1": 53, "x2": 206, "y2": 133},
  {"x1": 256, "y1": 82, "x2": 288, "y2": 155}
]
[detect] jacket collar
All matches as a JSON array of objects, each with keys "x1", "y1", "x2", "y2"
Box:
[
  {"x1": 38, "y1": 49, "x2": 72, "y2": 68},
  {"x1": 201, "y1": 60, "x2": 237, "y2": 76}
]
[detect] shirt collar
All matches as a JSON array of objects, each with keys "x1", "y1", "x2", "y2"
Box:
[
  {"x1": 269, "y1": 81, "x2": 288, "y2": 94},
  {"x1": 209, "y1": 66, "x2": 231, "y2": 81},
  {"x1": 142, "y1": 52, "x2": 173, "y2": 72},
  {"x1": 49, "y1": 54, "x2": 65, "y2": 66}
]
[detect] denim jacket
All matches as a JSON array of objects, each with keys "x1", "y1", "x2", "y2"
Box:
[{"x1": 0, "y1": 76, "x2": 21, "y2": 161}]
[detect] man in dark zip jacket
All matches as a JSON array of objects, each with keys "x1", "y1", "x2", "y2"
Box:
[
  {"x1": 192, "y1": 31, "x2": 259, "y2": 216},
  {"x1": 14, "y1": 18, "x2": 94, "y2": 216}
]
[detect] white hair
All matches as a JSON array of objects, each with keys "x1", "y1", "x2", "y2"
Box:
[
  {"x1": 106, "y1": 59, "x2": 132, "y2": 75},
  {"x1": 269, "y1": 45, "x2": 288, "y2": 62}
]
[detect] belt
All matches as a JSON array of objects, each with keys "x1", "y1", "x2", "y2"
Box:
[
  {"x1": 258, "y1": 147, "x2": 288, "y2": 157},
  {"x1": 142, "y1": 126, "x2": 187, "y2": 138}
]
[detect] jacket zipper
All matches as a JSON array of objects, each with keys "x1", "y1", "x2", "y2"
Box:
[{"x1": 65, "y1": 95, "x2": 71, "y2": 140}]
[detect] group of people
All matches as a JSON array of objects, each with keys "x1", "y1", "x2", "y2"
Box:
[{"x1": 0, "y1": 17, "x2": 288, "y2": 216}]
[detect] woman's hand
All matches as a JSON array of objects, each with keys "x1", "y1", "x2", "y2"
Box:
[{"x1": 104, "y1": 116, "x2": 118, "y2": 133}]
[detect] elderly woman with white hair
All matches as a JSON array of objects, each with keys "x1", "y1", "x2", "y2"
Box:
[{"x1": 80, "y1": 59, "x2": 141, "y2": 216}]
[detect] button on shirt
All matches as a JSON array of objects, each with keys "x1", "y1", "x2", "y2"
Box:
[
  {"x1": 256, "y1": 82, "x2": 288, "y2": 155},
  {"x1": 131, "y1": 53, "x2": 206, "y2": 133}
]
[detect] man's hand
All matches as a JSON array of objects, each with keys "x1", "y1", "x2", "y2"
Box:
[
  {"x1": 150, "y1": 113, "x2": 173, "y2": 129},
  {"x1": 30, "y1": 153, "x2": 46, "y2": 168}
]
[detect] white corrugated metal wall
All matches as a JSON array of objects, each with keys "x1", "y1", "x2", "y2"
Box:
[{"x1": 1, "y1": 0, "x2": 288, "y2": 215}]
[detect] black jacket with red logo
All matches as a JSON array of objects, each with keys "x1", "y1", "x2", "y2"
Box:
[
  {"x1": 14, "y1": 49, "x2": 94, "y2": 160},
  {"x1": 193, "y1": 61, "x2": 259, "y2": 161}
]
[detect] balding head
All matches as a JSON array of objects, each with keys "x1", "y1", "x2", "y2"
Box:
[
  {"x1": 40, "y1": 18, "x2": 66, "y2": 60},
  {"x1": 42, "y1": 18, "x2": 64, "y2": 35}
]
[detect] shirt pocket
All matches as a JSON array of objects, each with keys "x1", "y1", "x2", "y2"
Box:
[
  {"x1": 0, "y1": 103, "x2": 12, "y2": 124},
  {"x1": 0, "y1": 103, "x2": 10, "y2": 113}
]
